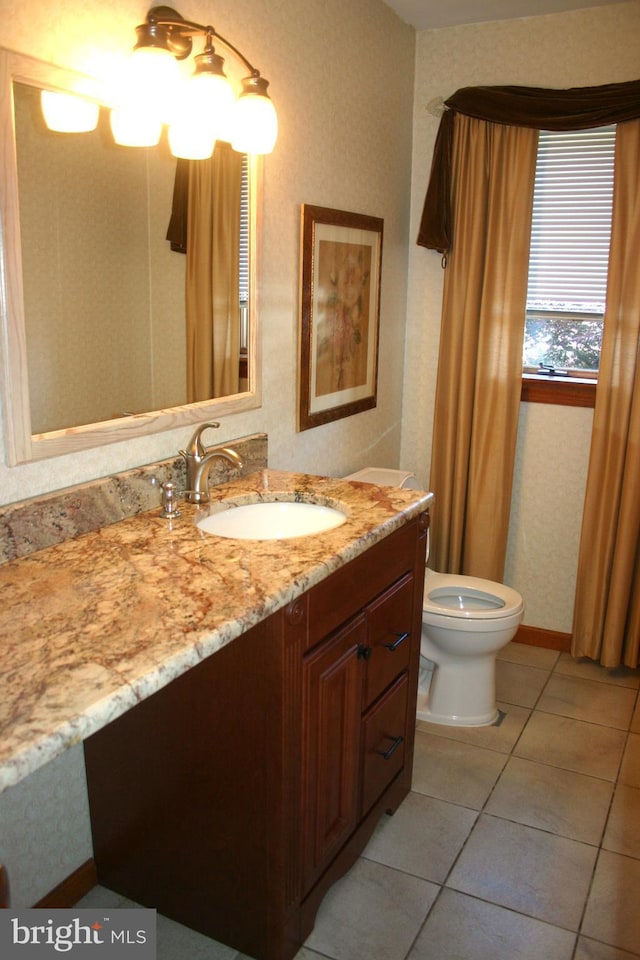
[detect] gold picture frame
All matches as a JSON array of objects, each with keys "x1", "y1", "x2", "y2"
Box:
[{"x1": 298, "y1": 205, "x2": 383, "y2": 431}]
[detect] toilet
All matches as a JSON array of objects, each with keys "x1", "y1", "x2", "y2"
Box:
[{"x1": 344, "y1": 467, "x2": 524, "y2": 727}]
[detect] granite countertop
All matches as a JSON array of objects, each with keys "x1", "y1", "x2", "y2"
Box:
[{"x1": 0, "y1": 469, "x2": 433, "y2": 794}]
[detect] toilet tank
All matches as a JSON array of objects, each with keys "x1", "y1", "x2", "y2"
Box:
[
  {"x1": 343, "y1": 467, "x2": 421, "y2": 490},
  {"x1": 345, "y1": 467, "x2": 430, "y2": 565}
]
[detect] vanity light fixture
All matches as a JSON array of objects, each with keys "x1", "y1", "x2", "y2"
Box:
[{"x1": 41, "y1": 4, "x2": 277, "y2": 158}]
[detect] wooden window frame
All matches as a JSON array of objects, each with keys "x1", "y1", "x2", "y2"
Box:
[{"x1": 521, "y1": 372, "x2": 596, "y2": 407}]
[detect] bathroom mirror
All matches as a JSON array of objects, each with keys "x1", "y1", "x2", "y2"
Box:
[{"x1": 0, "y1": 48, "x2": 262, "y2": 465}]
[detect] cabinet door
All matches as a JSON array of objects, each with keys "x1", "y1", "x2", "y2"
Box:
[{"x1": 302, "y1": 615, "x2": 365, "y2": 891}]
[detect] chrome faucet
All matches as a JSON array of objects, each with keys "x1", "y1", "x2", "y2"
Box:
[{"x1": 180, "y1": 422, "x2": 244, "y2": 504}]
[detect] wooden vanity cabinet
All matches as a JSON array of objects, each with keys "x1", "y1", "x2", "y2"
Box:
[{"x1": 84, "y1": 512, "x2": 428, "y2": 960}]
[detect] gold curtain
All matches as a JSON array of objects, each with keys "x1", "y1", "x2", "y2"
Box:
[
  {"x1": 186, "y1": 143, "x2": 242, "y2": 402},
  {"x1": 429, "y1": 114, "x2": 538, "y2": 581},
  {"x1": 572, "y1": 119, "x2": 640, "y2": 668}
]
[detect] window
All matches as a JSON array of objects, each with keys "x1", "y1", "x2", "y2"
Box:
[
  {"x1": 239, "y1": 154, "x2": 250, "y2": 358},
  {"x1": 523, "y1": 126, "x2": 616, "y2": 388}
]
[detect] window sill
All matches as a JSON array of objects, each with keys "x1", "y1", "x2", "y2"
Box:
[{"x1": 521, "y1": 375, "x2": 596, "y2": 408}]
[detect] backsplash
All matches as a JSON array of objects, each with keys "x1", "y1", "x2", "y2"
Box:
[{"x1": 0, "y1": 433, "x2": 268, "y2": 565}]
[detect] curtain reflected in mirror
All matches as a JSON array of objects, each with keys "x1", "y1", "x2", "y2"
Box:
[
  {"x1": 13, "y1": 81, "x2": 249, "y2": 435},
  {"x1": 184, "y1": 146, "x2": 244, "y2": 402}
]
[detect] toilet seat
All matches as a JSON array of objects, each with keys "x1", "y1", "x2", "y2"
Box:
[{"x1": 423, "y1": 570, "x2": 524, "y2": 621}]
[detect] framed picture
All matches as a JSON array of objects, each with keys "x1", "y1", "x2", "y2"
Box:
[{"x1": 298, "y1": 205, "x2": 383, "y2": 431}]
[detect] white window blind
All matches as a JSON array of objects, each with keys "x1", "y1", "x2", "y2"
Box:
[
  {"x1": 239, "y1": 154, "x2": 250, "y2": 306},
  {"x1": 526, "y1": 126, "x2": 616, "y2": 314}
]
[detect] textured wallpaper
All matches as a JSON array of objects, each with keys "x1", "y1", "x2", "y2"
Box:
[{"x1": 0, "y1": 745, "x2": 92, "y2": 907}]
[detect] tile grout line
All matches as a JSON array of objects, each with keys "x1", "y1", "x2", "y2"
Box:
[
  {"x1": 400, "y1": 650, "x2": 639, "y2": 960},
  {"x1": 417, "y1": 667, "x2": 554, "y2": 915},
  {"x1": 410, "y1": 654, "x2": 631, "y2": 958},
  {"x1": 492, "y1": 653, "x2": 639, "y2": 958}
]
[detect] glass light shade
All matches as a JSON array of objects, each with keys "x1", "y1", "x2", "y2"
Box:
[
  {"x1": 168, "y1": 119, "x2": 215, "y2": 160},
  {"x1": 188, "y1": 72, "x2": 236, "y2": 142},
  {"x1": 121, "y1": 46, "x2": 182, "y2": 124},
  {"x1": 231, "y1": 90, "x2": 278, "y2": 155},
  {"x1": 110, "y1": 105, "x2": 162, "y2": 147},
  {"x1": 41, "y1": 91, "x2": 99, "y2": 133}
]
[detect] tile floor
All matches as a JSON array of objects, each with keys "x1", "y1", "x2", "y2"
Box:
[{"x1": 80, "y1": 642, "x2": 640, "y2": 960}]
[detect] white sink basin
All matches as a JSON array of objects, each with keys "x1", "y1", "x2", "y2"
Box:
[{"x1": 196, "y1": 500, "x2": 347, "y2": 540}]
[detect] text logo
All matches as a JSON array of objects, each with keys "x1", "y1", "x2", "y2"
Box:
[{"x1": 0, "y1": 908, "x2": 156, "y2": 958}]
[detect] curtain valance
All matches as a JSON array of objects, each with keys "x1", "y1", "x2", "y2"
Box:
[{"x1": 417, "y1": 78, "x2": 640, "y2": 253}]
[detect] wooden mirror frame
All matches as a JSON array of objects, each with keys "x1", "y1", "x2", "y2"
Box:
[{"x1": 0, "y1": 47, "x2": 262, "y2": 465}]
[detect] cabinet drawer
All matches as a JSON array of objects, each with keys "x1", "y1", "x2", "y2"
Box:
[
  {"x1": 307, "y1": 522, "x2": 418, "y2": 648},
  {"x1": 365, "y1": 574, "x2": 414, "y2": 707},
  {"x1": 361, "y1": 674, "x2": 409, "y2": 816}
]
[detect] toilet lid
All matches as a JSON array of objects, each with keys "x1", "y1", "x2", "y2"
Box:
[{"x1": 423, "y1": 571, "x2": 524, "y2": 620}]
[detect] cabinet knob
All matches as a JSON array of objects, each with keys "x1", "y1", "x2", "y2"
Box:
[{"x1": 357, "y1": 644, "x2": 372, "y2": 661}]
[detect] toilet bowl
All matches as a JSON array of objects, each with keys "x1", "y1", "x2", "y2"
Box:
[
  {"x1": 343, "y1": 467, "x2": 525, "y2": 727},
  {"x1": 418, "y1": 570, "x2": 524, "y2": 726}
]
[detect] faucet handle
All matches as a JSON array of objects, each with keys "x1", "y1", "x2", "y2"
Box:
[{"x1": 186, "y1": 421, "x2": 220, "y2": 459}]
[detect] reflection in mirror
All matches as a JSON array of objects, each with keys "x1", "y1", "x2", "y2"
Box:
[
  {"x1": 0, "y1": 49, "x2": 261, "y2": 464},
  {"x1": 16, "y1": 81, "x2": 189, "y2": 433}
]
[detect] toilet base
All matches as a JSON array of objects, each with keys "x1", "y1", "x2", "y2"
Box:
[
  {"x1": 416, "y1": 704, "x2": 499, "y2": 727},
  {"x1": 416, "y1": 650, "x2": 501, "y2": 728}
]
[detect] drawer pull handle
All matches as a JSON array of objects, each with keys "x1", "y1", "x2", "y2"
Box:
[
  {"x1": 384, "y1": 631, "x2": 409, "y2": 652},
  {"x1": 378, "y1": 735, "x2": 404, "y2": 760},
  {"x1": 357, "y1": 644, "x2": 372, "y2": 660}
]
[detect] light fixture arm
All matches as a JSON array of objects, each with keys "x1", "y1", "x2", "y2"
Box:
[{"x1": 142, "y1": 5, "x2": 262, "y2": 78}]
